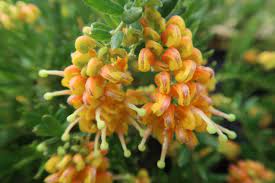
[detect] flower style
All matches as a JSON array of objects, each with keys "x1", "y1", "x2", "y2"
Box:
[
  {"x1": 39, "y1": 28, "x2": 150, "y2": 158},
  {"x1": 228, "y1": 160, "x2": 274, "y2": 183},
  {"x1": 44, "y1": 142, "x2": 113, "y2": 183},
  {"x1": 137, "y1": 6, "x2": 236, "y2": 169}
]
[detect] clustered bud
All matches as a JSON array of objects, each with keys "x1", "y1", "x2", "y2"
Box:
[
  {"x1": 137, "y1": 6, "x2": 236, "y2": 169},
  {"x1": 0, "y1": 1, "x2": 40, "y2": 30},
  {"x1": 228, "y1": 160, "x2": 274, "y2": 183},
  {"x1": 39, "y1": 27, "x2": 152, "y2": 159}
]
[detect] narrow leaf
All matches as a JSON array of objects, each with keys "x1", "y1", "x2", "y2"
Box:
[
  {"x1": 84, "y1": 0, "x2": 124, "y2": 15},
  {"x1": 122, "y1": 7, "x2": 143, "y2": 24}
]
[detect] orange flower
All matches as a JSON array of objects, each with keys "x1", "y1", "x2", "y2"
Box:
[
  {"x1": 144, "y1": 27, "x2": 160, "y2": 41},
  {"x1": 154, "y1": 71, "x2": 171, "y2": 94},
  {"x1": 138, "y1": 48, "x2": 155, "y2": 72},
  {"x1": 39, "y1": 28, "x2": 149, "y2": 159},
  {"x1": 145, "y1": 40, "x2": 163, "y2": 56},
  {"x1": 100, "y1": 64, "x2": 133, "y2": 85},
  {"x1": 161, "y1": 24, "x2": 182, "y2": 47},
  {"x1": 193, "y1": 66, "x2": 214, "y2": 84},
  {"x1": 0, "y1": 1, "x2": 40, "y2": 29},
  {"x1": 171, "y1": 83, "x2": 191, "y2": 106},
  {"x1": 174, "y1": 60, "x2": 196, "y2": 83},
  {"x1": 228, "y1": 160, "x2": 274, "y2": 183},
  {"x1": 184, "y1": 48, "x2": 203, "y2": 65},
  {"x1": 44, "y1": 142, "x2": 113, "y2": 183},
  {"x1": 67, "y1": 95, "x2": 83, "y2": 109},
  {"x1": 86, "y1": 57, "x2": 103, "y2": 77},
  {"x1": 177, "y1": 36, "x2": 193, "y2": 58},
  {"x1": 162, "y1": 47, "x2": 183, "y2": 71},
  {"x1": 85, "y1": 76, "x2": 104, "y2": 99},
  {"x1": 163, "y1": 105, "x2": 175, "y2": 128},
  {"x1": 166, "y1": 15, "x2": 186, "y2": 34},
  {"x1": 151, "y1": 93, "x2": 171, "y2": 116},
  {"x1": 137, "y1": 6, "x2": 236, "y2": 169},
  {"x1": 39, "y1": 5, "x2": 237, "y2": 170}
]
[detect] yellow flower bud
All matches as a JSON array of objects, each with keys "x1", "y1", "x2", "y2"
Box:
[
  {"x1": 86, "y1": 57, "x2": 103, "y2": 77},
  {"x1": 145, "y1": 40, "x2": 163, "y2": 56},
  {"x1": 138, "y1": 48, "x2": 155, "y2": 72},
  {"x1": 56, "y1": 154, "x2": 72, "y2": 170},
  {"x1": 162, "y1": 48, "x2": 183, "y2": 71},
  {"x1": 166, "y1": 15, "x2": 186, "y2": 34},
  {"x1": 75, "y1": 35, "x2": 96, "y2": 53},
  {"x1": 69, "y1": 75, "x2": 86, "y2": 95},
  {"x1": 143, "y1": 27, "x2": 160, "y2": 41},
  {"x1": 72, "y1": 51, "x2": 91, "y2": 68},
  {"x1": 161, "y1": 24, "x2": 182, "y2": 47},
  {"x1": 174, "y1": 60, "x2": 196, "y2": 83},
  {"x1": 85, "y1": 76, "x2": 104, "y2": 99},
  {"x1": 44, "y1": 155, "x2": 61, "y2": 173},
  {"x1": 154, "y1": 71, "x2": 171, "y2": 94}
]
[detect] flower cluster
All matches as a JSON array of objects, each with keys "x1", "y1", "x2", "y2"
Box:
[
  {"x1": 39, "y1": 28, "x2": 151, "y2": 158},
  {"x1": 0, "y1": 1, "x2": 40, "y2": 30},
  {"x1": 228, "y1": 160, "x2": 274, "y2": 183},
  {"x1": 39, "y1": 4, "x2": 237, "y2": 171},
  {"x1": 244, "y1": 49, "x2": 275, "y2": 70},
  {"x1": 137, "y1": 6, "x2": 236, "y2": 169},
  {"x1": 44, "y1": 142, "x2": 113, "y2": 183}
]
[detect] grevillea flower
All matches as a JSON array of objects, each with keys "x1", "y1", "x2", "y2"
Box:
[
  {"x1": 243, "y1": 49, "x2": 275, "y2": 70},
  {"x1": 137, "y1": 6, "x2": 236, "y2": 169},
  {"x1": 39, "y1": 28, "x2": 150, "y2": 158},
  {"x1": 228, "y1": 160, "x2": 274, "y2": 183},
  {"x1": 39, "y1": 4, "x2": 237, "y2": 170},
  {"x1": 0, "y1": 1, "x2": 40, "y2": 30},
  {"x1": 257, "y1": 51, "x2": 275, "y2": 70},
  {"x1": 44, "y1": 142, "x2": 113, "y2": 183}
]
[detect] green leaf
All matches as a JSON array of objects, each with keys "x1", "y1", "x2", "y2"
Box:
[
  {"x1": 84, "y1": 0, "x2": 124, "y2": 15},
  {"x1": 122, "y1": 7, "x2": 143, "y2": 24},
  {"x1": 143, "y1": 0, "x2": 163, "y2": 7},
  {"x1": 92, "y1": 28, "x2": 112, "y2": 41},
  {"x1": 111, "y1": 31, "x2": 124, "y2": 48},
  {"x1": 177, "y1": 147, "x2": 191, "y2": 167},
  {"x1": 159, "y1": 0, "x2": 179, "y2": 17},
  {"x1": 91, "y1": 22, "x2": 112, "y2": 31},
  {"x1": 33, "y1": 115, "x2": 64, "y2": 137},
  {"x1": 115, "y1": 0, "x2": 129, "y2": 6},
  {"x1": 91, "y1": 22, "x2": 112, "y2": 41}
]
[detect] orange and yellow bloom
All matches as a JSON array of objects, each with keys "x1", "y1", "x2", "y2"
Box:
[
  {"x1": 39, "y1": 27, "x2": 150, "y2": 158},
  {"x1": 137, "y1": 6, "x2": 236, "y2": 169},
  {"x1": 39, "y1": 4, "x2": 236, "y2": 170},
  {"x1": 228, "y1": 160, "x2": 274, "y2": 183},
  {"x1": 0, "y1": 1, "x2": 40, "y2": 30},
  {"x1": 44, "y1": 142, "x2": 113, "y2": 183}
]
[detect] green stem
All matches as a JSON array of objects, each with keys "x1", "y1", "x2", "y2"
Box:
[{"x1": 111, "y1": 22, "x2": 124, "y2": 35}]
